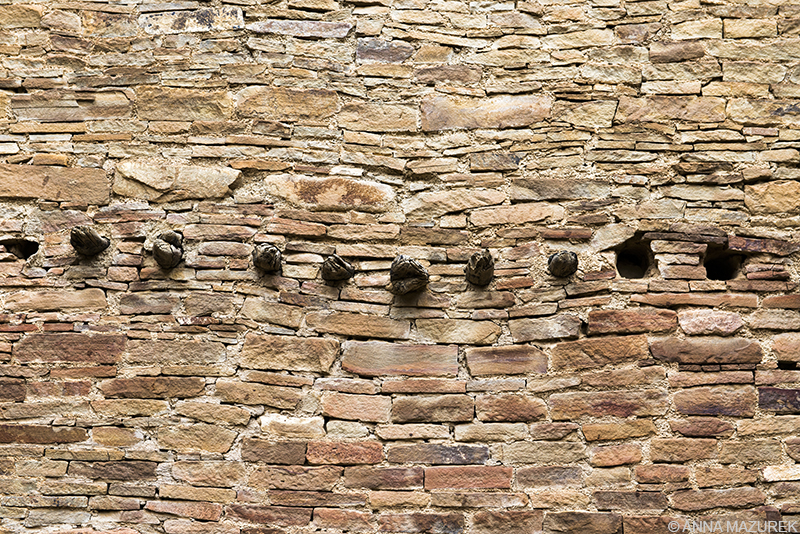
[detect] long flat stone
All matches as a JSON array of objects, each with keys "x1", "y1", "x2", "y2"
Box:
[
  {"x1": 139, "y1": 7, "x2": 243, "y2": 34},
  {"x1": 342, "y1": 342, "x2": 458, "y2": 377},
  {"x1": 246, "y1": 20, "x2": 353, "y2": 38},
  {"x1": 240, "y1": 333, "x2": 339, "y2": 373},
  {"x1": 0, "y1": 165, "x2": 109, "y2": 205},
  {"x1": 421, "y1": 94, "x2": 552, "y2": 131}
]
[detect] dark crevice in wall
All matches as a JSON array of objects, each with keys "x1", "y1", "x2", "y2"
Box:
[
  {"x1": 615, "y1": 234, "x2": 654, "y2": 279},
  {"x1": 704, "y1": 244, "x2": 743, "y2": 281}
]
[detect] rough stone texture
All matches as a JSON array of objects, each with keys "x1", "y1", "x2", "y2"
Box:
[
  {"x1": 14, "y1": 333, "x2": 126, "y2": 363},
  {"x1": 650, "y1": 337, "x2": 762, "y2": 364},
  {"x1": 549, "y1": 390, "x2": 669, "y2": 420},
  {"x1": 240, "y1": 333, "x2": 339, "y2": 372},
  {"x1": 673, "y1": 386, "x2": 757, "y2": 417},
  {"x1": 421, "y1": 95, "x2": 552, "y2": 130},
  {"x1": 587, "y1": 309, "x2": 676, "y2": 335},
  {"x1": 139, "y1": 7, "x2": 243, "y2": 35},
  {"x1": 6, "y1": 289, "x2": 107, "y2": 312},
  {"x1": 465, "y1": 345, "x2": 547, "y2": 376},
  {"x1": 2, "y1": 2, "x2": 800, "y2": 531},
  {"x1": 0, "y1": 165, "x2": 110, "y2": 204},
  {"x1": 551, "y1": 335, "x2": 649, "y2": 370},
  {"x1": 236, "y1": 87, "x2": 338, "y2": 120},
  {"x1": 342, "y1": 342, "x2": 458, "y2": 376},
  {"x1": 261, "y1": 175, "x2": 395, "y2": 212}
]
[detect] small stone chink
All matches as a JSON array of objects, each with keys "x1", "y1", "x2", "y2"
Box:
[
  {"x1": 548, "y1": 250, "x2": 579, "y2": 278},
  {"x1": 153, "y1": 231, "x2": 183, "y2": 269},
  {"x1": 388, "y1": 254, "x2": 429, "y2": 295},
  {"x1": 465, "y1": 249, "x2": 494, "y2": 286},
  {"x1": 253, "y1": 244, "x2": 282, "y2": 273},
  {"x1": 70, "y1": 226, "x2": 110, "y2": 256},
  {"x1": 321, "y1": 254, "x2": 355, "y2": 281}
]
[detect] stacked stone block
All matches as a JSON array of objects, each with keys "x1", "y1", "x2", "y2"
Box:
[{"x1": 2, "y1": 1, "x2": 800, "y2": 533}]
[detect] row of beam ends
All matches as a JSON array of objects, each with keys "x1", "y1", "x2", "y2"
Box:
[{"x1": 69, "y1": 226, "x2": 580, "y2": 295}]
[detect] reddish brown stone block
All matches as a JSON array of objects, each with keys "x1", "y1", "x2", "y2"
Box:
[
  {"x1": 696, "y1": 466, "x2": 758, "y2": 488},
  {"x1": 759, "y1": 387, "x2": 800, "y2": 413},
  {"x1": 650, "y1": 439, "x2": 717, "y2": 463},
  {"x1": 386, "y1": 444, "x2": 489, "y2": 465},
  {"x1": 378, "y1": 513, "x2": 464, "y2": 533},
  {"x1": 314, "y1": 508, "x2": 373, "y2": 532},
  {"x1": 306, "y1": 312, "x2": 411, "y2": 340},
  {"x1": 669, "y1": 417, "x2": 735, "y2": 437},
  {"x1": 0, "y1": 424, "x2": 87, "y2": 444},
  {"x1": 268, "y1": 490, "x2": 366, "y2": 508},
  {"x1": 144, "y1": 500, "x2": 222, "y2": 521},
  {"x1": 0, "y1": 164, "x2": 110, "y2": 205},
  {"x1": 321, "y1": 392, "x2": 391, "y2": 422},
  {"x1": 0, "y1": 378, "x2": 24, "y2": 401},
  {"x1": 424, "y1": 466, "x2": 512, "y2": 489},
  {"x1": 465, "y1": 345, "x2": 547, "y2": 376},
  {"x1": 472, "y1": 511, "x2": 543, "y2": 534},
  {"x1": 543, "y1": 511, "x2": 622, "y2": 534},
  {"x1": 773, "y1": 333, "x2": 800, "y2": 361},
  {"x1": 549, "y1": 389, "x2": 668, "y2": 420},
  {"x1": 593, "y1": 491, "x2": 668, "y2": 511},
  {"x1": 343, "y1": 466, "x2": 423, "y2": 489},
  {"x1": 516, "y1": 466, "x2": 582, "y2": 487},
  {"x1": 582, "y1": 420, "x2": 656, "y2": 441},
  {"x1": 342, "y1": 341, "x2": 458, "y2": 376},
  {"x1": 306, "y1": 441, "x2": 383, "y2": 465},
  {"x1": 99, "y1": 377, "x2": 205, "y2": 399},
  {"x1": 623, "y1": 516, "x2": 689, "y2": 534},
  {"x1": 241, "y1": 439, "x2": 307, "y2": 464},
  {"x1": 225, "y1": 505, "x2": 312, "y2": 526},
  {"x1": 475, "y1": 394, "x2": 546, "y2": 422},
  {"x1": 250, "y1": 465, "x2": 342, "y2": 491},
  {"x1": 719, "y1": 440, "x2": 782, "y2": 464},
  {"x1": 391, "y1": 395, "x2": 473, "y2": 423},
  {"x1": 670, "y1": 488, "x2": 765, "y2": 511},
  {"x1": 68, "y1": 461, "x2": 157, "y2": 480},
  {"x1": 634, "y1": 465, "x2": 690, "y2": 484},
  {"x1": 651, "y1": 337, "x2": 762, "y2": 364},
  {"x1": 673, "y1": 386, "x2": 756, "y2": 417},
  {"x1": 590, "y1": 444, "x2": 642, "y2": 467},
  {"x1": 728, "y1": 235, "x2": 800, "y2": 256},
  {"x1": 215, "y1": 380, "x2": 301, "y2": 409},
  {"x1": 14, "y1": 333, "x2": 126, "y2": 364},
  {"x1": 551, "y1": 335, "x2": 649, "y2": 370},
  {"x1": 587, "y1": 309, "x2": 676, "y2": 335}
]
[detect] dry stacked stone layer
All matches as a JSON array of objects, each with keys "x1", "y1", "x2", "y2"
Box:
[{"x1": 4, "y1": 0, "x2": 800, "y2": 533}]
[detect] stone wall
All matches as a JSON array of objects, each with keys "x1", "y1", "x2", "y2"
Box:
[{"x1": 2, "y1": 1, "x2": 800, "y2": 533}]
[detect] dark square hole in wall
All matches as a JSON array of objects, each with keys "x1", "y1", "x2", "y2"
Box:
[
  {"x1": 615, "y1": 235, "x2": 654, "y2": 279},
  {"x1": 778, "y1": 361, "x2": 798, "y2": 370},
  {"x1": 0, "y1": 238, "x2": 38, "y2": 259},
  {"x1": 703, "y1": 244, "x2": 743, "y2": 281}
]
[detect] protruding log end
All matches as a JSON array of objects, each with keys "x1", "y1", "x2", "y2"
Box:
[
  {"x1": 153, "y1": 231, "x2": 183, "y2": 269},
  {"x1": 465, "y1": 249, "x2": 494, "y2": 286},
  {"x1": 253, "y1": 244, "x2": 282, "y2": 273},
  {"x1": 70, "y1": 226, "x2": 110, "y2": 256},
  {"x1": 388, "y1": 254, "x2": 429, "y2": 295},
  {"x1": 548, "y1": 250, "x2": 579, "y2": 278},
  {"x1": 321, "y1": 254, "x2": 355, "y2": 282}
]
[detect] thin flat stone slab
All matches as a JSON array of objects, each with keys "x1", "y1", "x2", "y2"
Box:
[
  {"x1": 342, "y1": 342, "x2": 458, "y2": 377},
  {"x1": 261, "y1": 175, "x2": 394, "y2": 212},
  {"x1": 0, "y1": 165, "x2": 110, "y2": 205},
  {"x1": 421, "y1": 94, "x2": 552, "y2": 131},
  {"x1": 246, "y1": 19, "x2": 353, "y2": 38},
  {"x1": 650, "y1": 337, "x2": 762, "y2": 364},
  {"x1": 139, "y1": 7, "x2": 243, "y2": 34}
]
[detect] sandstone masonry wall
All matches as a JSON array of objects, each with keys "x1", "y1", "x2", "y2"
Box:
[{"x1": 1, "y1": 1, "x2": 800, "y2": 533}]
